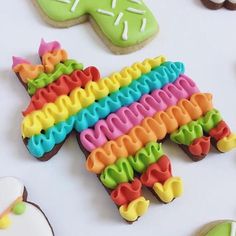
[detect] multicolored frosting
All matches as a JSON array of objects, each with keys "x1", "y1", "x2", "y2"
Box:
[
  {"x1": 33, "y1": 0, "x2": 158, "y2": 52},
  {"x1": 13, "y1": 40, "x2": 236, "y2": 222},
  {"x1": 0, "y1": 177, "x2": 53, "y2": 235}
]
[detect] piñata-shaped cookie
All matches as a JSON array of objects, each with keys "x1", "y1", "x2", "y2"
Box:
[
  {"x1": 12, "y1": 39, "x2": 236, "y2": 222},
  {"x1": 32, "y1": 0, "x2": 158, "y2": 54}
]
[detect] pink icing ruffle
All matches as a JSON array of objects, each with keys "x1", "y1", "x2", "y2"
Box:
[
  {"x1": 38, "y1": 39, "x2": 61, "y2": 57},
  {"x1": 80, "y1": 75, "x2": 199, "y2": 152}
]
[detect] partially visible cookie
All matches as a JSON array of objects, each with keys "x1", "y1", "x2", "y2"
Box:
[
  {"x1": 0, "y1": 177, "x2": 54, "y2": 236},
  {"x1": 201, "y1": 0, "x2": 236, "y2": 10},
  {"x1": 32, "y1": 0, "x2": 159, "y2": 54},
  {"x1": 197, "y1": 220, "x2": 236, "y2": 236}
]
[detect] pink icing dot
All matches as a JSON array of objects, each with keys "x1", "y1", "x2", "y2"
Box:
[
  {"x1": 12, "y1": 56, "x2": 30, "y2": 68},
  {"x1": 38, "y1": 38, "x2": 61, "y2": 57}
]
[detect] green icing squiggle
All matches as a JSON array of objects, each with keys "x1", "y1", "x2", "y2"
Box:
[
  {"x1": 128, "y1": 142, "x2": 164, "y2": 173},
  {"x1": 170, "y1": 109, "x2": 222, "y2": 145},
  {"x1": 100, "y1": 158, "x2": 134, "y2": 189},
  {"x1": 170, "y1": 121, "x2": 203, "y2": 145},
  {"x1": 198, "y1": 109, "x2": 222, "y2": 132},
  {"x1": 27, "y1": 59, "x2": 83, "y2": 95}
]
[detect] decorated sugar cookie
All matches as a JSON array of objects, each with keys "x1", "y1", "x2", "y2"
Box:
[
  {"x1": 198, "y1": 220, "x2": 236, "y2": 236},
  {"x1": 12, "y1": 39, "x2": 236, "y2": 222},
  {"x1": 32, "y1": 0, "x2": 158, "y2": 54},
  {"x1": 201, "y1": 0, "x2": 236, "y2": 10},
  {"x1": 0, "y1": 177, "x2": 54, "y2": 235}
]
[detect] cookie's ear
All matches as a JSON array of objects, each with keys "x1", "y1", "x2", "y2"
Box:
[{"x1": 12, "y1": 56, "x2": 44, "y2": 94}]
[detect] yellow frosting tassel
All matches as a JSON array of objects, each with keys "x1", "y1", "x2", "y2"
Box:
[
  {"x1": 119, "y1": 197, "x2": 150, "y2": 222},
  {"x1": 217, "y1": 134, "x2": 236, "y2": 152},
  {"x1": 0, "y1": 215, "x2": 11, "y2": 229},
  {"x1": 153, "y1": 177, "x2": 183, "y2": 203}
]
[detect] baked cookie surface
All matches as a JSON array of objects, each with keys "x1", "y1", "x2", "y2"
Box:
[{"x1": 32, "y1": 0, "x2": 158, "y2": 54}]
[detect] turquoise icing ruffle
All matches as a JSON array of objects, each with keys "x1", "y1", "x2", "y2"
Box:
[{"x1": 27, "y1": 61, "x2": 185, "y2": 158}]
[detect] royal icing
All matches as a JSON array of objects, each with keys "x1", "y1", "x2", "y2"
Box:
[
  {"x1": 0, "y1": 177, "x2": 53, "y2": 235},
  {"x1": 204, "y1": 221, "x2": 236, "y2": 236},
  {"x1": 13, "y1": 40, "x2": 236, "y2": 222},
  {"x1": 33, "y1": 0, "x2": 158, "y2": 52}
]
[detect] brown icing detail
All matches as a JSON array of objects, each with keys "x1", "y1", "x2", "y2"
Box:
[
  {"x1": 209, "y1": 120, "x2": 231, "y2": 141},
  {"x1": 201, "y1": 0, "x2": 236, "y2": 10},
  {"x1": 188, "y1": 136, "x2": 211, "y2": 157}
]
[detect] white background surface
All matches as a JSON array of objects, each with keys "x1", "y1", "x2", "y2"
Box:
[{"x1": 0, "y1": 0, "x2": 236, "y2": 235}]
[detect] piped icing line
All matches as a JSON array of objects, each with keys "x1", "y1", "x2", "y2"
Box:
[
  {"x1": 152, "y1": 177, "x2": 183, "y2": 203},
  {"x1": 23, "y1": 66, "x2": 101, "y2": 116},
  {"x1": 38, "y1": 39, "x2": 61, "y2": 57},
  {"x1": 170, "y1": 109, "x2": 222, "y2": 146},
  {"x1": 71, "y1": 0, "x2": 80, "y2": 12},
  {"x1": 13, "y1": 63, "x2": 44, "y2": 84},
  {"x1": 230, "y1": 222, "x2": 236, "y2": 236},
  {"x1": 80, "y1": 75, "x2": 199, "y2": 152},
  {"x1": 56, "y1": 0, "x2": 71, "y2": 4},
  {"x1": 129, "y1": 0, "x2": 142, "y2": 4},
  {"x1": 22, "y1": 59, "x2": 179, "y2": 139},
  {"x1": 122, "y1": 21, "x2": 129, "y2": 41},
  {"x1": 217, "y1": 134, "x2": 236, "y2": 153},
  {"x1": 112, "y1": 0, "x2": 117, "y2": 9},
  {"x1": 119, "y1": 197, "x2": 149, "y2": 222},
  {"x1": 42, "y1": 49, "x2": 68, "y2": 73},
  {"x1": 140, "y1": 18, "x2": 147, "y2": 32},
  {"x1": 110, "y1": 178, "x2": 142, "y2": 206},
  {"x1": 114, "y1": 12, "x2": 124, "y2": 26},
  {"x1": 25, "y1": 62, "x2": 184, "y2": 158},
  {"x1": 140, "y1": 155, "x2": 172, "y2": 187},
  {"x1": 12, "y1": 57, "x2": 30, "y2": 68},
  {"x1": 188, "y1": 136, "x2": 211, "y2": 158},
  {"x1": 126, "y1": 7, "x2": 146, "y2": 14},
  {"x1": 209, "y1": 120, "x2": 231, "y2": 141},
  {"x1": 27, "y1": 60, "x2": 83, "y2": 95},
  {"x1": 97, "y1": 9, "x2": 115, "y2": 17},
  {"x1": 86, "y1": 93, "x2": 213, "y2": 174}
]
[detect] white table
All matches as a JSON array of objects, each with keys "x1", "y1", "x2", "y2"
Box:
[{"x1": 0, "y1": 0, "x2": 236, "y2": 235}]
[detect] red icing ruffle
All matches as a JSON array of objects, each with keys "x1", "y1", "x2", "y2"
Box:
[
  {"x1": 110, "y1": 178, "x2": 142, "y2": 206},
  {"x1": 140, "y1": 155, "x2": 172, "y2": 188},
  {"x1": 209, "y1": 120, "x2": 231, "y2": 141},
  {"x1": 188, "y1": 136, "x2": 211, "y2": 157},
  {"x1": 23, "y1": 66, "x2": 100, "y2": 116}
]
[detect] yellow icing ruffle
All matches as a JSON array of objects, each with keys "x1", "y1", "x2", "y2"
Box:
[
  {"x1": 119, "y1": 197, "x2": 150, "y2": 222},
  {"x1": 22, "y1": 56, "x2": 166, "y2": 138},
  {"x1": 153, "y1": 177, "x2": 183, "y2": 203},
  {"x1": 0, "y1": 215, "x2": 11, "y2": 229},
  {"x1": 217, "y1": 134, "x2": 236, "y2": 152},
  {"x1": 42, "y1": 49, "x2": 68, "y2": 73}
]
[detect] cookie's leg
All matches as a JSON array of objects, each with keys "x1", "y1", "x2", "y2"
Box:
[
  {"x1": 99, "y1": 142, "x2": 183, "y2": 222},
  {"x1": 170, "y1": 109, "x2": 236, "y2": 161}
]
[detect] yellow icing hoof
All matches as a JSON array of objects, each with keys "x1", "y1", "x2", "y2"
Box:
[
  {"x1": 217, "y1": 134, "x2": 236, "y2": 153},
  {"x1": 153, "y1": 177, "x2": 183, "y2": 203},
  {"x1": 119, "y1": 197, "x2": 150, "y2": 222},
  {"x1": 0, "y1": 215, "x2": 11, "y2": 229}
]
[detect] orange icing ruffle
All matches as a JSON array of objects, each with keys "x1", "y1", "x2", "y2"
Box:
[
  {"x1": 42, "y1": 49, "x2": 68, "y2": 73},
  {"x1": 86, "y1": 93, "x2": 213, "y2": 174},
  {"x1": 13, "y1": 64, "x2": 44, "y2": 83},
  {"x1": 140, "y1": 155, "x2": 172, "y2": 188}
]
